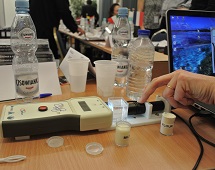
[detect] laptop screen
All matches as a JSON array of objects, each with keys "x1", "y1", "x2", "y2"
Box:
[
  {"x1": 166, "y1": 9, "x2": 215, "y2": 76},
  {"x1": 166, "y1": 10, "x2": 215, "y2": 114}
]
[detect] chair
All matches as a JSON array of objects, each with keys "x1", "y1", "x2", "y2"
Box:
[
  {"x1": 151, "y1": 29, "x2": 167, "y2": 41},
  {"x1": 151, "y1": 29, "x2": 168, "y2": 54},
  {"x1": 53, "y1": 27, "x2": 68, "y2": 62}
]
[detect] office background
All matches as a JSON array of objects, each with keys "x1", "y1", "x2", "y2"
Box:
[{"x1": 0, "y1": 0, "x2": 138, "y2": 29}]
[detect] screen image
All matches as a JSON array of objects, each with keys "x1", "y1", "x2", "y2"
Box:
[{"x1": 169, "y1": 15, "x2": 215, "y2": 75}]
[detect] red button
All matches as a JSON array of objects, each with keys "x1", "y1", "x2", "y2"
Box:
[{"x1": 38, "y1": 106, "x2": 48, "y2": 112}]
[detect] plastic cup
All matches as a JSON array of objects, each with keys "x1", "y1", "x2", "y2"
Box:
[
  {"x1": 94, "y1": 60, "x2": 118, "y2": 97},
  {"x1": 108, "y1": 97, "x2": 128, "y2": 122},
  {"x1": 160, "y1": 112, "x2": 176, "y2": 136},
  {"x1": 68, "y1": 58, "x2": 90, "y2": 93},
  {"x1": 115, "y1": 121, "x2": 131, "y2": 147}
]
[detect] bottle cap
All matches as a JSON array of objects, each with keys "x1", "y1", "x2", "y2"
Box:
[
  {"x1": 15, "y1": 0, "x2": 29, "y2": 8},
  {"x1": 15, "y1": 0, "x2": 29, "y2": 12},
  {"x1": 85, "y1": 142, "x2": 104, "y2": 155},
  {"x1": 46, "y1": 136, "x2": 64, "y2": 148},
  {"x1": 118, "y1": 7, "x2": 128, "y2": 16},
  {"x1": 138, "y1": 29, "x2": 150, "y2": 36}
]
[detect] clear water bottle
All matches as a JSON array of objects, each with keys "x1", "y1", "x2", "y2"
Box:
[
  {"x1": 10, "y1": 0, "x2": 39, "y2": 103},
  {"x1": 126, "y1": 29, "x2": 155, "y2": 101},
  {"x1": 84, "y1": 17, "x2": 89, "y2": 32},
  {"x1": 128, "y1": 17, "x2": 134, "y2": 39},
  {"x1": 111, "y1": 7, "x2": 131, "y2": 87},
  {"x1": 89, "y1": 16, "x2": 95, "y2": 32},
  {"x1": 101, "y1": 18, "x2": 107, "y2": 31}
]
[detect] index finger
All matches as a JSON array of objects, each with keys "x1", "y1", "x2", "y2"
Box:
[{"x1": 138, "y1": 72, "x2": 175, "y2": 103}]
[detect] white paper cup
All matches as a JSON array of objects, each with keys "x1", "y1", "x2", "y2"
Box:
[
  {"x1": 160, "y1": 112, "x2": 176, "y2": 136},
  {"x1": 68, "y1": 58, "x2": 90, "y2": 93},
  {"x1": 94, "y1": 60, "x2": 118, "y2": 97}
]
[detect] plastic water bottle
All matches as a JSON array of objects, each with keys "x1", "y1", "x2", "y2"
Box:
[
  {"x1": 111, "y1": 7, "x2": 131, "y2": 87},
  {"x1": 126, "y1": 29, "x2": 155, "y2": 101},
  {"x1": 128, "y1": 17, "x2": 134, "y2": 39},
  {"x1": 10, "y1": 0, "x2": 39, "y2": 102},
  {"x1": 84, "y1": 18, "x2": 89, "y2": 32},
  {"x1": 101, "y1": 18, "x2": 107, "y2": 31},
  {"x1": 90, "y1": 16, "x2": 95, "y2": 32}
]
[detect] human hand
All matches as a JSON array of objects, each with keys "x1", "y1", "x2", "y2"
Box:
[
  {"x1": 138, "y1": 70, "x2": 215, "y2": 108},
  {"x1": 77, "y1": 27, "x2": 85, "y2": 36}
]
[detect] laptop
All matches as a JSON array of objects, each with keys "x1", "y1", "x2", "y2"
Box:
[{"x1": 166, "y1": 9, "x2": 215, "y2": 114}]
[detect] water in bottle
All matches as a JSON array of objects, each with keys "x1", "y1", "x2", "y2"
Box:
[
  {"x1": 111, "y1": 7, "x2": 131, "y2": 87},
  {"x1": 101, "y1": 18, "x2": 107, "y2": 31},
  {"x1": 128, "y1": 17, "x2": 134, "y2": 39},
  {"x1": 10, "y1": 0, "x2": 39, "y2": 103},
  {"x1": 89, "y1": 16, "x2": 95, "y2": 32},
  {"x1": 126, "y1": 29, "x2": 155, "y2": 101}
]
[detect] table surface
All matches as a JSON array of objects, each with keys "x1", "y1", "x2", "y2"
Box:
[
  {"x1": 59, "y1": 28, "x2": 168, "y2": 62},
  {"x1": 0, "y1": 71, "x2": 215, "y2": 170}
]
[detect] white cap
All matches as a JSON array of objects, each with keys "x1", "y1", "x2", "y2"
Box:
[
  {"x1": 46, "y1": 136, "x2": 64, "y2": 148},
  {"x1": 85, "y1": 142, "x2": 104, "y2": 155}
]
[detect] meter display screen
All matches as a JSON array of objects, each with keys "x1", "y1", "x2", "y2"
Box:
[{"x1": 78, "y1": 101, "x2": 91, "y2": 111}]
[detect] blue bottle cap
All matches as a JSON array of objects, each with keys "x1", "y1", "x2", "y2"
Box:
[
  {"x1": 15, "y1": 0, "x2": 29, "y2": 12},
  {"x1": 118, "y1": 7, "x2": 128, "y2": 16},
  {"x1": 138, "y1": 29, "x2": 150, "y2": 36}
]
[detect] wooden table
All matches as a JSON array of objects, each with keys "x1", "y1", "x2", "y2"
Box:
[
  {"x1": 59, "y1": 28, "x2": 169, "y2": 79},
  {"x1": 0, "y1": 72, "x2": 215, "y2": 170}
]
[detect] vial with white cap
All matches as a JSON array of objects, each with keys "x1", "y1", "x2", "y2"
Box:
[{"x1": 160, "y1": 112, "x2": 176, "y2": 136}]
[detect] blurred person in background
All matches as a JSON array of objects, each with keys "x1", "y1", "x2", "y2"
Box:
[
  {"x1": 81, "y1": 0, "x2": 99, "y2": 26},
  {"x1": 190, "y1": 0, "x2": 215, "y2": 11},
  {"x1": 159, "y1": 0, "x2": 190, "y2": 29},
  {"x1": 108, "y1": 3, "x2": 120, "y2": 24},
  {"x1": 29, "y1": 0, "x2": 85, "y2": 60},
  {"x1": 109, "y1": 3, "x2": 120, "y2": 18},
  {"x1": 140, "y1": 0, "x2": 163, "y2": 38}
]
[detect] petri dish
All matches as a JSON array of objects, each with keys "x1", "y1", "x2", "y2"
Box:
[
  {"x1": 46, "y1": 136, "x2": 64, "y2": 148},
  {"x1": 85, "y1": 142, "x2": 104, "y2": 155}
]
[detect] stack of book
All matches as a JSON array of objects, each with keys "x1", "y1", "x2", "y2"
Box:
[{"x1": 0, "y1": 39, "x2": 54, "y2": 65}]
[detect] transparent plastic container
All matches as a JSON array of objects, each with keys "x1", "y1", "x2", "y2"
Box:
[
  {"x1": 126, "y1": 29, "x2": 155, "y2": 101},
  {"x1": 108, "y1": 97, "x2": 128, "y2": 122},
  {"x1": 10, "y1": 0, "x2": 39, "y2": 103},
  {"x1": 111, "y1": 7, "x2": 131, "y2": 87}
]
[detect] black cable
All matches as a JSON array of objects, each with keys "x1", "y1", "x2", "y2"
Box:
[
  {"x1": 188, "y1": 113, "x2": 204, "y2": 170},
  {"x1": 115, "y1": 100, "x2": 214, "y2": 169},
  {"x1": 188, "y1": 113, "x2": 215, "y2": 147},
  {"x1": 127, "y1": 102, "x2": 204, "y2": 169},
  {"x1": 171, "y1": 111, "x2": 204, "y2": 170}
]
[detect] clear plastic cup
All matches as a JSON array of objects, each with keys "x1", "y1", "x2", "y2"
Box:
[
  {"x1": 68, "y1": 58, "x2": 90, "y2": 93},
  {"x1": 94, "y1": 60, "x2": 118, "y2": 97}
]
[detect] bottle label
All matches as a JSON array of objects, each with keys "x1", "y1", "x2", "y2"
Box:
[
  {"x1": 117, "y1": 27, "x2": 129, "y2": 38},
  {"x1": 116, "y1": 61, "x2": 128, "y2": 77},
  {"x1": 18, "y1": 28, "x2": 35, "y2": 42},
  {"x1": 15, "y1": 73, "x2": 39, "y2": 97}
]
